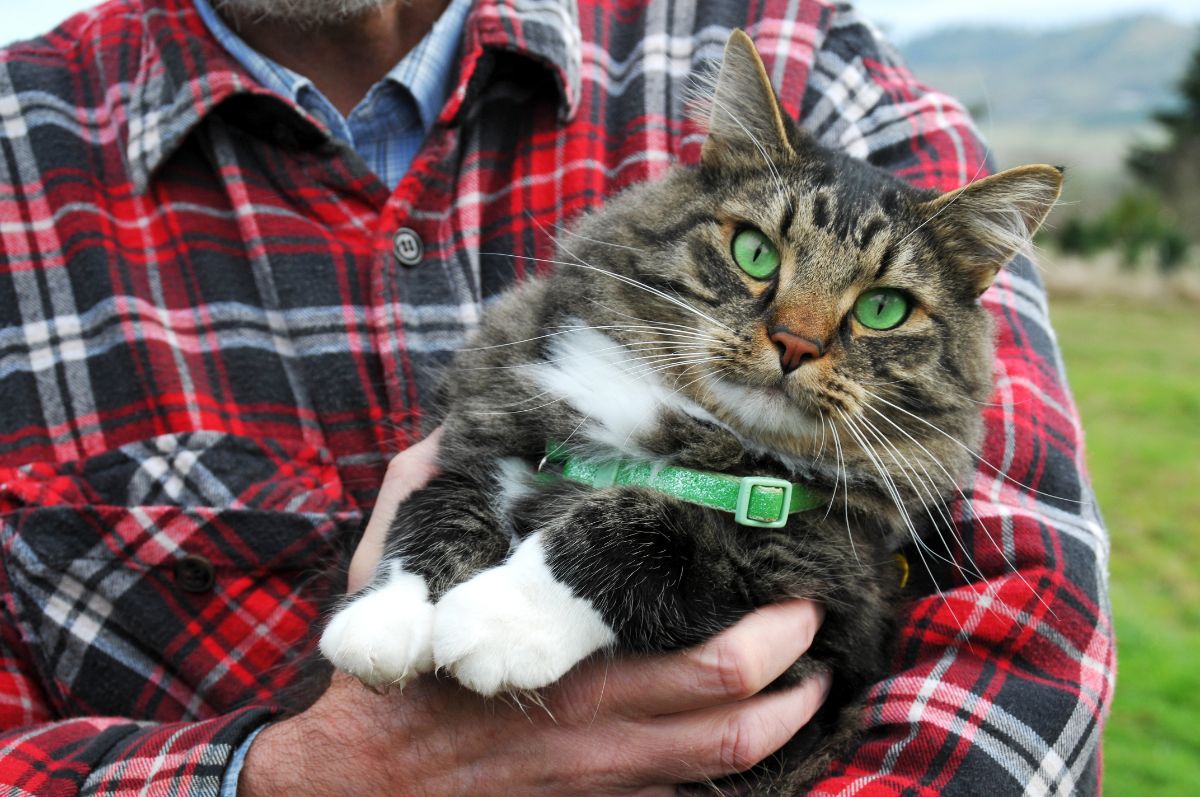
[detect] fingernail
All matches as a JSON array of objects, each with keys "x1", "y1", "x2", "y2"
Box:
[
  {"x1": 787, "y1": 598, "x2": 824, "y2": 626},
  {"x1": 814, "y1": 667, "x2": 833, "y2": 697}
]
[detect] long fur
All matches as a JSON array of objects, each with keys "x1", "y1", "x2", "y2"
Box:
[{"x1": 323, "y1": 31, "x2": 1063, "y2": 794}]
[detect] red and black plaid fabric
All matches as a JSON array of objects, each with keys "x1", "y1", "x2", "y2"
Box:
[{"x1": 0, "y1": 0, "x2": 1113, "y2": 794}]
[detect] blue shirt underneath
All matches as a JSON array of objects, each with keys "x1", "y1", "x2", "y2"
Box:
[{"x1": 194, "y1": 0, "x2": 472, "y2": 190}]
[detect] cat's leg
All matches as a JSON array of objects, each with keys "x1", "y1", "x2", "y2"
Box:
[
  {"x1": 637, "y1": 409, "x2": 747, "y2": 471},
  {"x1": 430, "y1": 485, "x2": 765, "y2": 695},
  {"x1": 320, "y1": 468, "x2": 514, "y2": 688},
  {"x1": 319, "y1": 559, "x2": 438, "y2": 689},
  {"x1": 431, "y1": 527, "x2": 618, "y2": 695}
]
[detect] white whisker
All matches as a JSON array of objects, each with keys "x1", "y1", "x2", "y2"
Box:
[
  {"x1": 708, "y1": 93, "x2": 787, "y2": 194},
  {"x1": 896, "y1": 140, "x2": 992, "y2": 249},
  {"x1": 854, "y1": 412, "x2": 985, "y2": 584},
  {"x1": 541, "y1": 216, "x2": 648, "y2": 254},
  {"x1": 838, "y1": 411, "x2": 968, "y2": 638},
  {"x1": 477, "y1": 395, "x2": 568, "y2": 416},
  {"x1": 553, "y1": 323, "x2": 723, "y2": 344},
  {"x1": 481, "y1": 251, "x2": 736, "y2": 334},
  {"x1": 860, "y1": 388, "x2": 1080, "y2": 504},
  {"x1": 619, "y1": 355, "x2": 730, "y2": 384},
  {"x1": 582, "y1": 299, "x2": 725, "y2": 338},
  {"x1": 823, "y1": 416, "x2": 858, "y2": 566},
  {"x1": 860, "y1": 401, "x2": 1058, "y2": 619},
  {"x1": 459, "y1": 340, "x2": 715, "y2": 372},
  {"x1": 458, "y1": 327, "x2": 596, "y2": 352}
]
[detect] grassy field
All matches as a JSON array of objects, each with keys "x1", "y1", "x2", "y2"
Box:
[{"x1": 1049, "y1": 298, "x2": 1200, "y2": 795}]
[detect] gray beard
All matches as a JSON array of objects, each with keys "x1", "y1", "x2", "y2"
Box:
[{"x1": 213, "y1": 0, "x2": 393, "y2": 26}]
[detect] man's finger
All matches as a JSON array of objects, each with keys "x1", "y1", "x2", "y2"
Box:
[
  {"x1": 347, "y1": 427, "x2": 443, "y2": 592},
  {"x1": 563, "y1": 599, "x2": 824, "y2": 719},
  {"x1": 649, "y1": 666, "x2": 832, "y2": 782}
]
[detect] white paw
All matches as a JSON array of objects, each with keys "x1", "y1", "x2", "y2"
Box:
[
  {"x1": 320, "y1": 564, "x2": 435, "y2": 688},
  {"x1": 432, "y1": 533, "x2": 616, "y2": 696}
]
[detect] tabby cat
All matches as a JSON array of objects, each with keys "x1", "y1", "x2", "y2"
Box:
[{"x1": 319, "y1": 30, "x2": 1062, "y2": 792}]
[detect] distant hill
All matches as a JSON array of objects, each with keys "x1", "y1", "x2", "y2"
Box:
[
  {"x1": 896, "y1": 14, "x2": 1197, "y2": 195},
  {"x1": 900, "y1": 15, "x2": 1196, "y2": 131}
]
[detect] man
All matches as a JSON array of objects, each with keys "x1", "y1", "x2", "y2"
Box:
[{"x1": 0, "y1": 0, "x2": 1113, "y2": 794}]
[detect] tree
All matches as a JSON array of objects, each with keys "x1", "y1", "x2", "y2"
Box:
[{"x1": 1126, "y1": 36, "x2": 1200, "y2": 238}]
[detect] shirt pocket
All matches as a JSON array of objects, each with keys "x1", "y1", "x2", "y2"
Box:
[{"x1": 0, "y1": 431, "x2": 361, "y2": 722}]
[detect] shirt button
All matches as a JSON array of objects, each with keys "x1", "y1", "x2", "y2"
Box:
[
  {"x1": 393, "y1": 227, "x2": 424, "y2": 267},
  {"x1": 174, "y1": 554, "x2": 216, "y2": 593}
]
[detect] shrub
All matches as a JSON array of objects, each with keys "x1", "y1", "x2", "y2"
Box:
[{"x1": 1051, "y1": 191, "x2": 1191, "y2": 272}]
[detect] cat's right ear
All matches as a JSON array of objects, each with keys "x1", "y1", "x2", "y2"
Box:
[
  {"x1": 700, "y1": 30, "x2": 796, "y2": 167},
  {"x1": 921, "y1": 164, "x2": 1064, "y2": 295}
]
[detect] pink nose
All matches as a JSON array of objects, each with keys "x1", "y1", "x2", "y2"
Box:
[{"x1": 768, "y1": 328, "x2": 824, "y2": 373}]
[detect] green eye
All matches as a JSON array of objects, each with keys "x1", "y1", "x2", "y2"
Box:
[
  {"x1": 853, "y1": 288, "x2": 911, "y2": 330},
  {"x1": 731, "y1": 227, "x2": 780, "y2": 279}
]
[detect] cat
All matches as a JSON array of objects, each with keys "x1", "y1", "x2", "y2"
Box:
[{"x1": 318, "y1": 30, "x2": 1062, "y2": 793}]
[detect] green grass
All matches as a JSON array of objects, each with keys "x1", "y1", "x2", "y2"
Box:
[{"x1": 1050, "y1": 298, "x2": 1200, "y2": 795}]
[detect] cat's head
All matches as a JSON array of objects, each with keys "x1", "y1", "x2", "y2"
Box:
[{"x1": 563, "y1": 31, "x2": 1061, "y2": 516}]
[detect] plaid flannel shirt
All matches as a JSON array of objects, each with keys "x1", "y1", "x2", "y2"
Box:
[{"x1": 0, "y1": 0, "x2": 1113, "y2": 794}]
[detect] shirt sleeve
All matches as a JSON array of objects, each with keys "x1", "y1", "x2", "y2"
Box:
[
  {"x1": 797, "y1": 8, "x2": 1115, "y2": 796},
  {"x1": 0, "y1": 597, "x2": 275, "y2": 797},
  {"x1": 221, "y1": 725, "x2": 269, "y2": 797}
]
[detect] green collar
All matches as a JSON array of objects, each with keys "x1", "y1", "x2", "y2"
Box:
[{"x1": 543, "y1": 442, "x2": 824, "y2": 528}]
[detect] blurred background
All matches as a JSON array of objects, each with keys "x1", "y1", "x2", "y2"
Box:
[
  {"x1": 3, "y1": 0, "x2": 1198, "y2": 793},
  {"x1": 859, "y1": 4, "x2": 1200, "y2": 795}
]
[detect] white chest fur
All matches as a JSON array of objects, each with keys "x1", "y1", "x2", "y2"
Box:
[{"x1": 530, "y1": 325, "x2": 718, "y2": 456}]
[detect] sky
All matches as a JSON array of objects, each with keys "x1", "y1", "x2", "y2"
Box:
[
  {"x1": 856, "y1": 0, "x2": 1200, "y2": 42},
  {"x1": 1, "y1": 0, "x2": 1198, "y2": 47}
]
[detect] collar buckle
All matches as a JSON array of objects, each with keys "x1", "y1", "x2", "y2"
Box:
[{"x1": 734, "y1": 476, "x2": 793, "y2": 528}]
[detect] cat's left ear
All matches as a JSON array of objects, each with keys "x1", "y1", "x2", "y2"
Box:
[
  {"x1": 700, "y1": 30, "x2": 796, "y2": 166},
  {"x1": 922, "y1": 164, "x2": 1063, "y2": 295}
]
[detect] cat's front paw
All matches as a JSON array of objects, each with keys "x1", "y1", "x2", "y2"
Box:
[
  {"x1": 675, "y1": 424, "x2": 745, "y2": 471},
  {"x1": 319, "y1": 564, "x2": 436, "y2": 688},
  {"x1": 642, "y1": 413, "x2": 745, "y2": 471},
  {"x1": 432, "y1": 533, "x2": 616, "y2": 695}
]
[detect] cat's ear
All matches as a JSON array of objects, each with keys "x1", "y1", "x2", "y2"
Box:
[
  {"x1": 921, "y1": 164, "x2": 1063, "y2": 295},
  {"x1": 700, "y1": 30, "x2": 796, "y2": 166}
]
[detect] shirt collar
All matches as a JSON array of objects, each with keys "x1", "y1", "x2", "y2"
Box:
[
  {"x1": 190, "y1": 0, "x2": 314, "y2": 106},
  {"x1": 395, "y1": 0, "x2": 474, "y2": 131},
  {"x1": 125, "y1": 0, "x2": 582, "y2": 190},
  {"x1": 453, "y1": 0, "x2": 582, "y2": 124},
  {"x1": 191, "y1": 0, "x2": 471, "y2": 134}
]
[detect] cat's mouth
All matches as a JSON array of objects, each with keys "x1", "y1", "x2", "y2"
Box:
[{"x1": 699, "y1": 373, "x2": 826, "y2": 449}]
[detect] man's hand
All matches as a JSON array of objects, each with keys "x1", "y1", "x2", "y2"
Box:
[
  {"x1": 240, "y1": 433, "x2": 829, "y2": 796},
  {"x1": 346, "y1": 427, "x2": 444, "y2": 592}
]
